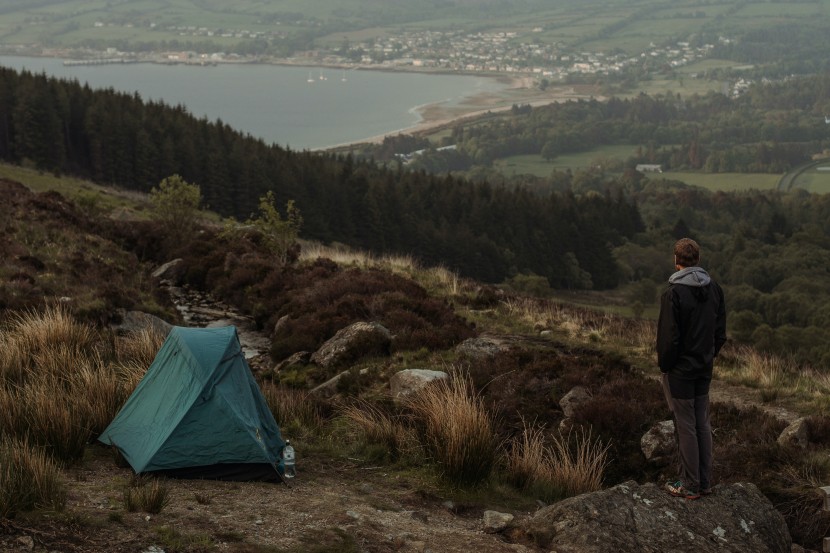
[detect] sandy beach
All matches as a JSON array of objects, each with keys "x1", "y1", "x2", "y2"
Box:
[{"x1": 334, "y1": 77, "x2": 600, "y2": 148}]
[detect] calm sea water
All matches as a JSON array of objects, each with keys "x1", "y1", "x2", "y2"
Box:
[{"x1": 0, "y1": 56, "x2": 506, "y2": 150}]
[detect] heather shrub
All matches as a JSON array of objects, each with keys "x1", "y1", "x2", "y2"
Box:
[
  {"x1": 712, "y1": 403, "x2": 787, "y2": 482},
  {"x1": 569, "y1": 376, "x2": 667, "y2": 484},
  {"x1": 805, "y1": 416, "x2": 830, "y2": 445},
  {"x1": 468, "y1": 350, "x2": 571, "y2": 432},
  {"x1": 768, "y1": 456, "x2": 830, "y2": 549}
]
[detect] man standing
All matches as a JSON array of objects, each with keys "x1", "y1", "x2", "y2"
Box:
[{"x1": 657, "y1": 238, "x2": 727, "y2": 500}]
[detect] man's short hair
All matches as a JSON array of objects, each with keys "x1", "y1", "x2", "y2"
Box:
[{"x1": 674, "y1": 238, "x2": 700, "y2": 267}]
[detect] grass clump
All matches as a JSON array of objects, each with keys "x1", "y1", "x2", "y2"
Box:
[
  {"x1": 0, "y1": 307, "x2": 154, "y2": 464},
  {"x1": 340, "y1": 400, "x2": 416, "y2": 462},
  {"x1": 154, "y1": 525, "x2": 214, "y2": 551},
  {"x1": 262, "y1": 383, "x2": 326, "y2": 437},
  {"x1": 123, "y1": 476, "x2": 170, "y2": 514},
  {"x1": 407, "y1": 372, "x2": 498, "y2": 485},
  {"x1": 505, "y1": 421, "x2": 609, "y2": 502},
  {"x1": 0, "y1": 437, "x2": 66, "y2": 518}
]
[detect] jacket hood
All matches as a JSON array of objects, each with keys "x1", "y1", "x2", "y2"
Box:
[{"x1": 668, "y1": 266, "x2": 711, "y2": 287}]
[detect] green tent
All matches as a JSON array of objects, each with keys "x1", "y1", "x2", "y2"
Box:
[{"x1": 99, "y1": 326, "x2": 285, "y2": 482}]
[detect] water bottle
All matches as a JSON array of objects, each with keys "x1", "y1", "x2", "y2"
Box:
[{"x1": 282, "y1": 440, "x2": 296, "y2": 479}]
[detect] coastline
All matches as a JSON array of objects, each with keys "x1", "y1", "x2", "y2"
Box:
[
  {"x1": 1, "y1": 50, "x2": 599, "y2": 151},
  {"x1": 323, "y1": 79, "x2": 600, "y2": 151}
]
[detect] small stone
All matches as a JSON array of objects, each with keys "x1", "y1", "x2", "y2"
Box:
[
  {"x1": 483, "y1": 510, "x2": 514, "y2": 532},
  {"x1": 16, "y1": 536, "x2": 34, "y2": 550}
]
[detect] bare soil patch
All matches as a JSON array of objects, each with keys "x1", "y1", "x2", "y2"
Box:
[{"x1": 2, "y1": 449, "x2": 539, "y2": 553}]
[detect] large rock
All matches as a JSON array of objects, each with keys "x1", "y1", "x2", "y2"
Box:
[
  {"x1": 151, "y1": 258, "x2": 184, "y2": 281},
  {"x1": 559, "y1": 386, "x2": 592, "y2": 418},
  {"x1": 520, "y1": 480, "x2": 790, "y2": 553},
  {"x1": 390, "y1": 369, "x2": 448, "y2": 403},
  {"x1": 641, "y1": 420, "x2": 676, "y2": 465},
  {"x1": 777, "y1": 417, "x2": 809, "y2": 449},
  {"x1": 111, "y1": 309, "x2": 172, "y2": 337},
  {"x1": 310, "y1": 322, "x2": 392, "y2": 369}
]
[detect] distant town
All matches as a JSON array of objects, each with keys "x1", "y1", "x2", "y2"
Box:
[{"x1": 5, "y1": 19, "x2": 731, "y2": 78}]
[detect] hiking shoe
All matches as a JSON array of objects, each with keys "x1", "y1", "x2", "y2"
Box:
[{"x1": 665, "y1": 480, "x2": 700, "y2": 500}]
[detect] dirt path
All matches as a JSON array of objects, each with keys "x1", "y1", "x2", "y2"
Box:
[{"x1": 708, "y1": 379, "x2": 801, "y2": 425}]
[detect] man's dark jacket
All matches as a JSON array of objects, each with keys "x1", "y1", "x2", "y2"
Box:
[{"x1": 657, "y1": 266, "x2": 727, "y2": 378}]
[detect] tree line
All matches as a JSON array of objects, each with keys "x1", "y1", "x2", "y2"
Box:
[{"x1": 0, "y1": 66, "x2": 642, "y2": 288}]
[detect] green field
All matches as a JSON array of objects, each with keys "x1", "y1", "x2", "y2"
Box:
[
  {"x1": 492, "y1": 153, "x2": 784, "y2": 192},
  {"x1": 495, "y1": 146, "x2": 640, "y2": 177},
  {"x1": 665, "y1": 172, "x2": 780, "y2": 191},
  {"x1": 789, "y1": 164, "x2": 830, "y2": 194}
]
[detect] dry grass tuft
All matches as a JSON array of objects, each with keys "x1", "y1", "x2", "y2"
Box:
[
  {"x1": 114, "y1": 326, "x2": 167, "y2": 367},
  {"x1": 545, "y1": 427, "x2": 610, "y2": 498},
  {"x1": 505, "y1": 421, "x2": 610, "y2": 501},
  {"x1": 262, "y1": 383, "x2": 325, "y2": 434},
  {"x1": 731, "y1": 345, "x2": 795, "y2": 389},
  {"x1": 504, "y1": 418, "x2": 548, "y2": 489},
  {"x1": 6, "y1": 305, "x2": 97, "y2": 362},
  {"x1": 407, "y1": 371, "x2": 498, "y2": 484},
  {"x1": 0, "y1": 436, "x2": 66, "y2": 518},
  {"x1": 341, "y1": 401, "x2": 416, "y2": 460},
  {"x1": 0, "y1": 308, "x2": 153, "y2": 464},
  {"x1": 123, "y1": 476, "x2": 170, "y2": 514}
]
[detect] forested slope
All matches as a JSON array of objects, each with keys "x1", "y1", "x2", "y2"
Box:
[{"x1": 0, "y1": 66, "x2": 641, "y2": 288}]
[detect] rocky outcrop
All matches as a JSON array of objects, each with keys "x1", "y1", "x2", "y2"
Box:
[
  {"x1": 520, "y1": 480, "x2": 790, "y2": 553},
  {"x1": 390, "y1": 369, "x2": 448, "y2": 403},
  {"x1": 310, "y1": 322, "x2": 392, "y2": 369},
  {"x1": 455, "y1": 334, "x2": 515, "y2": 359}
]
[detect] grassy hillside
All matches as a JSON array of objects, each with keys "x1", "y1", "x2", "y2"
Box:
[
  {"x1": 2, "y1": 168, "x2": 830, "y2": 550},
  {"x1": 2, "y1": 0, "x2": 830, "y2": 61}
]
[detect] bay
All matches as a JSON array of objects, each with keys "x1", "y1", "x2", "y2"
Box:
[{"x1": 0, "y1": 56, "x2": 507, "y2": 150}]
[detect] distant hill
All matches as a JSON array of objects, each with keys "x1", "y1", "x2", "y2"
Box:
[{"x1": 2, "y1": 0, "x2": 830, "y2": 72}]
